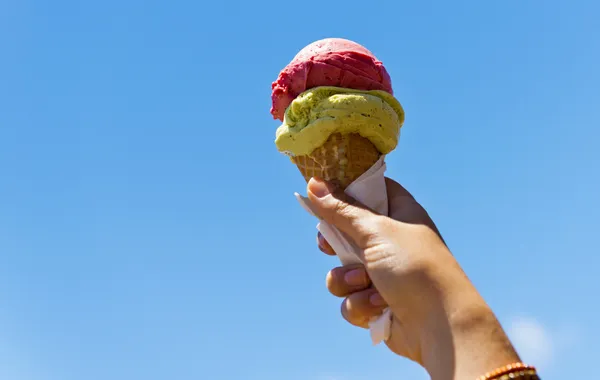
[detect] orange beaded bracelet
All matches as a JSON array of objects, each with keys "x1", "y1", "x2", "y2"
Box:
[{"x1": 476, "y1": 363, "x2": 538, "y2": 380}]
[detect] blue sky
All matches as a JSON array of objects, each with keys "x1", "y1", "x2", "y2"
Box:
[{"x1": 0, "y1": 0, "x2": 598, "y2": 379}]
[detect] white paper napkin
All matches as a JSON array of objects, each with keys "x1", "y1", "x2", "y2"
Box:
[{"x1": 295, "y1": 155, "x2": 393, "y2": 345}]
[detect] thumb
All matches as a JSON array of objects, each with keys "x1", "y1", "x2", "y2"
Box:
[{"x1": 307, "y1": 177, "x2": 380, "y2": 248}]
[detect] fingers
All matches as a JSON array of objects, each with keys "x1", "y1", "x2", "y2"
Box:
[
  {"x1": 307, "y1": 178, "x2": 381, "y2": 249},
  {"x1": 325, "y1": 265, "x2": 387, "y2": 329},
  {"x1": 384, "y1": 177, "x2": 415, "y2": 200},
  {"x1": 385, "y1": 177, "x2": 445, "y2": 241},
  {"x1": 317, "y1": 232, "x2": 335, "y2": 255},
  {"x1": 385, "y1": 177, "x2": 422, "y2": 223},
  {"x1": 326, "y1": 264, "x2": 370, "y2": 297},
  {"x1": 341, "y1": 288, "x2": 388, "y2": 329}
]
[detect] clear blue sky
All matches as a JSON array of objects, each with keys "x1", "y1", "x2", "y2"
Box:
[{"x1": 0, "y1": 1, "x2": 598, "y2": 379}]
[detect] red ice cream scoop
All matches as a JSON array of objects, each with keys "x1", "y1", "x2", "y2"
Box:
[{"x1": 270, "y1": 38, "x2": 393, "y2": 121}]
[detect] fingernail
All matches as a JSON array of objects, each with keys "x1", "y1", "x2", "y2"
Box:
[
  {"x1": 317, "y1": 233, "x2": 331, "y2": 253},
  {"x1": 308, "y1": 178, "x2": 331, "y2": 198},
  {"x1": 317, "y1": 232, "x2": 326, "y2": 246},
  {"x1": 344, "y1": 269, "x2": 366, "y2": 287},
  {"x1": 370, "y1": 292, "x2": 387, "y2": 307}
]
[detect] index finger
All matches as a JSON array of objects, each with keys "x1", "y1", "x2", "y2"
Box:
[{"x1": 384, "y1": 177, "x2": 445, "y2": 242}]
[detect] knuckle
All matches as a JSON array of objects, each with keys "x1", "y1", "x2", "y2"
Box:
[
  {"x1": 352, "y1": 215, "x2": 385, "y2": 249},
  {"x1": 367, "y1": 214, "x2": 390, "y2": 234},
  {"x1": 369, "y1": 214, "x2": 401, "y2": 239},
  {"x1": 332, "y1": 199, "x2": 354, "y2": 220}
]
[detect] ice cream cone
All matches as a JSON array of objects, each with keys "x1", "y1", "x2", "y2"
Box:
[{"x1": 291, "y1": 132, "x2": 380, "y2": 190}]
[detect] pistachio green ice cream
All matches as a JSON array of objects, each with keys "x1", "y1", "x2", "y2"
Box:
[{"x1": 274, "y1": 86, "x2": 404, "y2": 157}]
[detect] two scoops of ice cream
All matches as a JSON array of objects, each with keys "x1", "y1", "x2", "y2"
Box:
[{"x1": 271, "y1": 38, "x2": 405, "y2": 189}]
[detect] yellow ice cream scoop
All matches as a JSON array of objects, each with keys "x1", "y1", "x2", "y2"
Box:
[{"x1": 275, "y1": 86, "x2": 404, "y2": 157}]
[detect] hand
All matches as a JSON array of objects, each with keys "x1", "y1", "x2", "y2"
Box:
[{"x1": 308, "y1": 177, "x2": 520, "y2": 380}]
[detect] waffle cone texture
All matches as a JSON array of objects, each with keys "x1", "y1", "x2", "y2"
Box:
[{"x1": 291, "y1": 133, "x2": 380, "y2": 190}]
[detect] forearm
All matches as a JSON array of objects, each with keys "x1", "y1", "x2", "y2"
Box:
[{"x1": 420, "y1": 268, "x2": 520, "y2": 380}]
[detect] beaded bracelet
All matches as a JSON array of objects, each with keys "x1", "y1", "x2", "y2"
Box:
[
  {"x1": 495, "y1": 369, "x2": 538, "y2": 379},
  {"x1": 477, "y1": 363, "x2": 539, "y2": 380}
]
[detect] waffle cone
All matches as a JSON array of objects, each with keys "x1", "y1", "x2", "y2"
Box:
[{"x1": 291, "y1": 133, "x2": 380, "y2": 190}]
